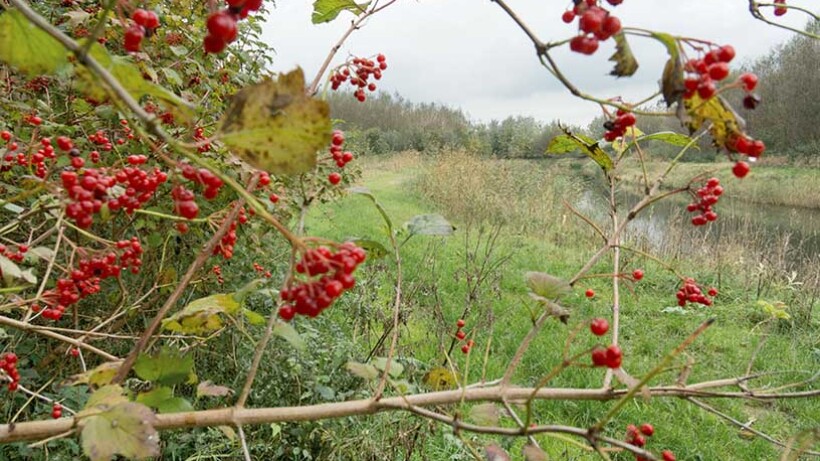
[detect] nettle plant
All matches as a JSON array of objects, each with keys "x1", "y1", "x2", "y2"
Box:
[{"x1": 0, "y1": 0, "x2": 817, "y2": 460}]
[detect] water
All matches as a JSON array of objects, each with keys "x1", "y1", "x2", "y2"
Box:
[{"x1": 574, "y1": 187, "x2": 820, "y2": 274}]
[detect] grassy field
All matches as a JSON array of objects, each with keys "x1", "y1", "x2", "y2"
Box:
[{"x1": 301, "y1": 152, "x2": 820, "y2": 460}]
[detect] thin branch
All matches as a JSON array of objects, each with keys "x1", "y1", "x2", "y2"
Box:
[{"x1": 0, "y1": 315, "x2": 118, "y2": 361}]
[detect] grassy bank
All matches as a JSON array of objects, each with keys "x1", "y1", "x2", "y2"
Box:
[{"x1": 299, "y1": 151, "x2": 819, "y2": 460}]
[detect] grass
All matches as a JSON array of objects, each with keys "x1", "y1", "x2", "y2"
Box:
[{"x1": 301, "y1": 151, "x2": 820, "y2": 460}]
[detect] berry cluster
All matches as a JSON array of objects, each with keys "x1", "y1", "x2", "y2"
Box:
[
  {"x1": 454, "y1": 319, "x2": 475, "y2": 354},
  {"x1": 591, "y1": 344, "x2": 622, "y2": 368},
  {"x1": 603, "y1": 109, "x2": 637, "y2": 141},
  {"x1": 212, "y1": 264, "x2": 224, "y2": 284},
  {"x1": 212, "y1": 207, "x2": 248, "y2": 259},
  {"x1": 686, "y1": 177, "x2": 723, "y2": 226},
  {"x1": 203, "y1": 0, "x2": 264, "y2": 54},
  {"x1": 563, "y1": 0, "x2": 624, "y2": 55},
  {"x1": 1, "y1": 352, "x2": 20, "y2": 392},
  {"x1": 1, "y1": 131, "x2": 55, "y2": 177},
  {"x1": 683, "y1": 45, "x2": 737, "y2": 100},
  {"x1": 125, "y1": 9, "x2": 160, "y2": 53},
  {"x1": 329, "y1": 130, "x2": 355, "y2": 168},
  {"x1": 675, "y1": 278, "x2": 717, "y2": 307},
  {"x1": 774, "y1": 0, "x2": 788, "y2": 16},
  {"x1": 623, "y1": 423, "x2": 676, "y2": 461},
  {"x1": 252, "y1": 262, "x2": 272, "y2": 278},
  {"x1": 329, "y1": 54, "x2": 388, "y2": 101},
  {"x1": 193, "y1": 126, "x2": 212, "y2": 152},
  {"x1": 278, "y1": 243, "x2": 366, "y2": 320},
  {"x1": 180, "y1": 163, "x2": 224, "y2": 200},
  {"x1": 36, "y1": 238, "x2": 143, "y2": 321},
  {"x1": 0, "y1": 244, "x2": 28, "y2": 263},
  {"x1": 63, "y1": 159, "x2": 168, "y2": 228}
]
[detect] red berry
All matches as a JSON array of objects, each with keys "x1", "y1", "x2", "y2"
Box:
[
  {"x1": 143, "y1": 11, "x2": 160, "y2": 29},
  {"x1": 605, "y1": 345, "x2": 622, "y2": 368},
  {"x1": 278, "y1": 305, "x2": 295, "y2": 321},
  {"x1": 207, "y1": 11, "x2": 238, "y2": 43},
  {"x1": 717, "y1": 45, "x2": 735, "y2": 63},
  {"x1": 732, "y1": 161, "x2": 750, "y2": 179},
  {"x1": 132, "y1": 9, "x2": 151, "y2": 27},
  {"x1": 124, "y1": 25, "x2": 144, "y2": 52},
  {"x1": 697, "y1": 80, "x2": 716, "y2": 99},
  {"x1": 601, "y1": 15, "x2": 621, "y2": 36},
  {"x1": 585, "y1": 289, "x2": 595, "y2": 298},
  {"x1": 456, "y1": 330, "x2": 467, "y2": 340},
  {"x1": 269, "y1": 193, "x2": 280, "y2": 203},
  {"x1": 176, "y1": 200, "x2": 199, "y2": 220},
  {"x1": 708, "y1": 62, "x2": 730, "y2": 81},
  {"x1": 590, "y1": 318, "x2": 609, "y2": 336},
  {"x1": 579, "y1": 9, "x2": 604, "y2": 33},
  {"x1": 708, "y1": 287, "x2": 718, "y2": 297},
  {"x1": 632, "y1": 269, "x2": 644, "y2": 281},
  {"x1": 591, "y1": 346, "x2": 608, "y2": 367},
  {"x1": 328, "y1": 172, "x2": 342, "y2": 185},
  {"x1": 639, "y1": 423, "x2": 654, "y2": 436},
  {"x1": 662, "y1": 450, "x2": 676, "y2": 461},
  {"x1": 1, "y1": 131, "x2": 11, "y2": 141},
  {"x1": 456, "y1": 319, "x2": 466, "y2": 328},
  {"x1": 561, "y1": 10, "x2": 575, "y2": 23},
  {"x1": 56, "y1": 136, "x2": 73, "y2": 152},
  {"x1": 70, "y1": 348, "x2": 80, "y2": 357},
  {"x1": 739, "y1": 72, "x2": 759, "y2": 92},
  {"x1": 203, "y1": 34, "x2": 227, "y2": 54},
  {"x1": 461, "y1": 344, "x2": 470, "y2": 354}
]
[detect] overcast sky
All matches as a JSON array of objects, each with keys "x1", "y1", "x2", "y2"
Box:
[{"x1": 261, "y1": 0, "x2": 812, "y2": 125}]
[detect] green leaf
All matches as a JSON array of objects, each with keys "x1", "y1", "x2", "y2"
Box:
[
  {"x1": 83, "y1": 385, "x2": 129, "y2": 410},
  {"x1": 273, "y1": 321, "x2": 306, "y2": 352},
  {"x1": 312, "y1": 0, "x2": 369, "y2": 24},
  {"x1": 64, "y1": 361, "x2": 124, "y2": 388},
  {"x1": 0, "y1": 10, "x2": 69, "y2": 76},
  {"x1": 345, "y1": 361, "x2": 379, "y2": 380},
  {"x1": 404, "y1": 214, "x2": 455, "y2": 237},
  {"x1": 372, "y1": 357, "x2": 404, "y2": 377},
  {"x1": 218, "y1": 68, "x2": 331, "y2": 175},
  {"x1": 161, "y1": 293, "x2": 240, "y2": 334},
  {"x1": 75, "y1": 43, "x2": 194, "y2": 121},
  {"x1": 546, "y1": 128, "x2": 613, "y2": 172},
  {"x1": 161, "y1": 67, "x2": 183, "y2": 87},
  {"x1": 525, "y1": 271, "x2": 571, "y2": 300},
  {"x1": 633, "y1": 131, "x2": 694, "y2": 147},
  {"x1": 609, "y1": 32, "x2": 639, "y2": 77},
  {"x1": 242, "y1": 308, "x2": 266, "y2": 325},
  {"x1": 133, "y1": 349, "x2": 194, "y2": 386},
  {"x1": 136, "y1": 388, "x2": 193, "y2": 414},
  {"x1": 80, "y1": 402, "x2": 159, "y2": 461},
  {"x1": 349, "y1": 186, "x2": 394, "y2": 233}
]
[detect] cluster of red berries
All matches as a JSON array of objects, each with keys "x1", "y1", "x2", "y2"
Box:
[
  {"x1": 193, "y1": 126, "x2": 211, "y2": 152},
  {"x1": 203, "y1": 0, "x2": 264, "y2": 54},
  {"x1": 591, "y1": 344, "x2": 622, "y2": 368},
  {"x1": 212, "y1": 206, "x2": 248, "y2": 259},
  {"x1": 0, "y1": 244, "x2": 28, "y2": 263},
  {"x1": 180, "y1": 163, "x2": 224, "y2": 200},
  {"x1": 277, "y1": 243, "x2": 366, "y2": 320},
  {"x1": 329, "y1": 130, "x2": 355, "y2": 168},
  {"x1": 686, "y1": 177, "x2": 723, "y2": 226},
  {"x1": 63, "y1": 158, "x2": 169, "y2": 228},
  {"x1": 172, "y1": 186, "x2": 199, "y2": 220},
  {"x1": 623, "y1": 424, "x2": 676, "y2": 461},
  {"x1": 1, "y1": 352, "x2": 20, "y2": 392},
  {"x1": 773, "y1": 0, "x2": 788, "y2": 16},
  {"x1": 125, "y1": 9, "x2": 160, "y2": 53},
  {"x1": 329, "y1": 54, "x2": 388, "y2": 102},
  {"x1": 603, "y1": 109, "x2": 637, "y2": 141},
  {"x1": 563, "y1": 0, "x2": 624, "y2": 55},
  {"x1": 675, "y1": 278, "x2": 717, "y2": 307},
  {"x1": 454, "y1": 319, "x2": 476, "y2": 354},
  {"x1": 253, "y1": 262, "x2": 272, "y2": 278},
  {"x1": 1, "y1": 131, "x2": 54, "y2": 177},
  {"x1": 212, "y1": 264, "x2": 224, "y2": 284},
  {"x1": 35, "y1": 239, "x2": 143, "y2": 321},
  {"x1": 51, "y1": 403, "x2": 63, "y2": 419},
  {"x1": 683, "y1": 45, "x2": 736, "y2": 100}
]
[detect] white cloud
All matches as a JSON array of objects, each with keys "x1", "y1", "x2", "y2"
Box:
[{"x1": 261, "y1": 0, "x2": 812, "y2": 125}]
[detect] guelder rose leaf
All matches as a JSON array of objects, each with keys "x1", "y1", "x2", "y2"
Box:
[
  {"x1": 161, "y1": 293, "x2": 240, "y2": 334},
  {"x1": 609, "y1": 32, "x2": 639, "y2": 77},
  {"x1": 218, "y1": 68, "x2": 331, "y2": 175},
  {"x1": 80, "y1": 402, "x2": 159, "y2": 461},
  {"x1": 525, "y1": 271, "x2": 571, "y2": 300},
  {"x1": 133, "y1": 348, "x2": 194, "y2": 386},
  {"x1": 0, "y1": 10, "x2": 69, "y2": 76},
  {"x1": 312, "y1": 0, "x2": 370, "y2": 24}
]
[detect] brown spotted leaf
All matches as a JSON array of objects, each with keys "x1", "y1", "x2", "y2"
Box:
[
  {"x1": 218, "y1": 68, "x2": 331, "y2": 175},
  {"x1": 80, "y1": 402, "x2": 159, "y2": 461},
  {"x1": 609, "y1": 32, "x2": 639, "y2": 77}
]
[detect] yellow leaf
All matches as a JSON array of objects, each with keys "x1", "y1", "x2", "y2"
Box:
[
  {"x1": 684, "y1": 94, "x2": 745, "y2": 150},
  {"x1": 422, "y1": 366, "x2": 458, "y2": 391},
  {"x1": 63, "y1": 361, "x2": 124, "y2": 388},
  {"x1": 161, "y1": 294, "x2": 239, "y2": 334},
  {"x1": 218, "y1": 68, "x2": 331, "y2": 175}
]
